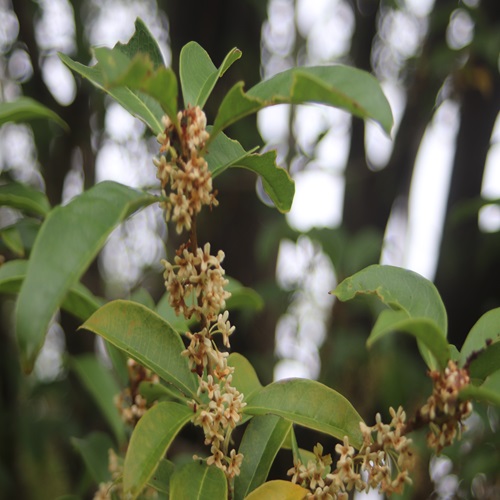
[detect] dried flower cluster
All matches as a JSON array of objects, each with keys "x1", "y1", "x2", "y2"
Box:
[
  {"x1": 288, "y1": 408, "x2": 414, "y2": 499},
  {"x1": 114, "y1": 358, "x2": 159, "y2": 426},
  {"x1": 154, "y1": 106, "x2": 218, "y2": 234},
  {"x1": 155, "y1": 107, "x2": 244, "y2": 481},
  {"x1": 419, "y1": 359, "x2": 473, "y2": 453}
]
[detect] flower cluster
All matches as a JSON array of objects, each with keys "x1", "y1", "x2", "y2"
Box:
[
  {"x1": 419, "y1": 359, "x2": 473, "y2": 453},
  {"x1": 155, "y1": 108, "x2": 244, "y2": 482},
  {"x1": 154, "y1": 106, "x2": 217, "y2": 233},
  {"x1": 114, "y1": 358, "x2": 159, "y2": 427},
  {"x1": 162, "y1": 242, "x2": 230, "y2": 322},
  {"x1": 191, "y1": 373, "x2": 246, "y2": 479},
  {"x1": 288, "y1": 408, "x2": 414, "y2": 499}
]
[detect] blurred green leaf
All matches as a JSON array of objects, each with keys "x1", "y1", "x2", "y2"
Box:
[
  {"x1": 80, "y1": 300, "x2": 198, "y2": 399},
  {"x1": 0, "y1": 259, "x2": 102, "y2": 321},
  {"x1": 333, "y1": 264, "x2": 448, "y2": 369},
  {"x1": 71, "y1": 432, "x2": 115, "y2": 484},
  {"x1": 228, "y1": 353, "x2": 263, "y2": 400},
  {"x1": 70, "y1": 355, "x2": 126, "y2": 445},
  {"x1": 124, "y1": 402, "x2": 192, "y2": 498},
  {"x1": 234, "y1": 415, "x2": 292, "y2": 500},
  {"x1": 15, "y1": 181, "x2": 157, "y2": 372},
  {"x1": 1, "y1": 225, "x2": 24, "y2": 256},
  {"x1": 0, "y1": 182, "x2": 51, "y2": 217},
  {"x1": 147, "y1": 459, "x2": 175, "y2": 494},
  {"x1": 460, "y1": 308, "x2": 500, "y2": 363},
  {"x1": 244, "y1": 480, "x2": 308, "y2": 499},
  {"x1": 461, "y1": 370, "x2": 500, "y2": 407},
  {"x1": 468, "y1": 343, "x2": 500, "y2": 381},
  {"x1": 180, "y1": 42, "x2": 241, "y2": 108},
  {"x1": 206, "y1": 132, "x2": 294, "y2": 213},
  {"x1": 114, "y1": 18, "x2": 165, "y2": 68},
  {"x1": 156, "y1": 293, "x2": 191, "y2": 333},
  {"x1": 368, "y1": 310, "x2": 450, "y2": 369},
  {"x1": 61, "y1": 19, "x2": 176, "y2": 133},
  {"x1": 169, "y1": 461, "x2": 227, "y2": 500},
  {"x1": 59, "y1": 53, "x2": 165, "y2": 135},
  {"x1": 0, "y1": 97, "x2": 68, "y2": 130},
  {"x1": 245, "y1": 378, "x2": 364, "y2": 449},
  {"x1": 211, "y1": 65, "x2": 393, "y2": 140},
  {"x1": 226, "y1": 277, "x2": 264, "y2": 312},
  {"x1": 129, "y1": 287, "x2": 156, "y2": 310}
]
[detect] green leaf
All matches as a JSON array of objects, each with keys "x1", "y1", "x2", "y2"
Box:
[
  {"x1": 211, "y1": 65, "x2": 393, "y2": 140},
  {"x1": 234, "y1": 415, "x2": 292, "y2": 500},
  {"x1": 0, "y1": 218, "x2": 41, "y2": 257},
  {"x1": 59, "y1": 53, "x2": 165, "y2": 135},
  {"x1": 368, "y1": 310, "x2": 450, "y2": 370},
  {"x1": 15, "y1": 181, "x2": 157, "y2": 372},
  {"x1": 0, "y1": 97, "x2": 68, "y2": 130},
  {"x1": 333, "y1": 264, "x2": 448, "y2": 369},
  {"x1": 169, "y1": 461, "x2": 227, "y2": 500},
  {"x1": 226, "y1": 277, "x2": 264, "y2": 312},
  {"x1": 1, "y1": 225, "x2": 24, "y2": 256},
  {"x1": 206, "y1": 132, "x2": 295, "y2": 213},
  {"x1": 460, "y1": 308, "x2": 500, "y2": 364},
  {"x1": 123, "y1": 402, "x2": 193, "y2": 498},
  {"x1": 70, "y1": 355, "x2": 126, "y2": 445},
  {"x1": 180, "y1": 42, "x2": 241, "y2": 108},
  {"x1": 147, "y1": 459, "x2": 175, "y2": 494},
  {"x1": 130, "y1": 287, "x2": 156, "y2": 310},
  {"x1": 228, "y1": 353, "x2": 262, "y2": 400},
  {"x1": 468, "y1": 343, "x2": 500, "y2": 381},
  {"x1": 95, "y1": 47, "x2": 178, "y2": 127},
  {"x1": 80, "y1": 300, "x2": 198, "y2": 399},
  {"x1": 0, "y1": 260, "x2": 103, "y2": 321},
  {"x1": 243, "y1": 480, "x2": 308, "y2": 500},
  {"x1": 460, "y1": 370, "x2": 500, "y2": 407},
  {"x1": 156, "y1": 293, "x2": 191, "y2": 333},
  {"x1": 0, "y1": 182, "x2": 51, "y2": 217},
  {"x1": 115, "y1": 18, "x2": 165, "y2": 69},
  {"x1": 71, "y1": 432, "x2": 115, "y2": 484},
  {"x1": 244, "y1": 378, "x2": 364, "y2": 449}
]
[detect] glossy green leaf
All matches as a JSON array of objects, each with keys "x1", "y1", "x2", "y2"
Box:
[
  {"x1": 15, "y1": 181, "x2": 157, "y2": 372},
  {"x1": 368, "y1": 310, "x2": 450, "y2": 369},
  {"x1": 123, "y1": 402, "x2": 192, "y2": 498},
  {"x1": 234, "y1": 415, "x2": 292, "y2": 500},
  {"x1": 80, "y1": 300, "x2": 198, "y2": 399},
  {"x1": 211, "y1": 65, "x2": 393, "y2": 140},
  {"x1": 460, "y1": 308, "x2": 500, "y2": 364},
  {"x1": 0, "y1": 182, "x2": 51, "y2": 217},
  {"x1": 0, "y1": 218, "x2": 40, "y2": 257},
  {"x1": 0, "y1": 96, "x2": 68, "y2": 130},
  {"x1": 71, "y1": 432, "x2": 115, "y2": 484},
  {"x1": 169, "y1": 461, "x2": 227, "y2": 500},
  {"x1": 333, "y1": 264, "x2": 448, "y2": 369},
  {"x1": 180, "y1": 42, "x2": 241, "y2": 108},
  {"x1": 206, "y1": 131, "x2": 295, "y2": 213},
  {"x1": 228, "y1": 353, "x2": 263, "y2": 400},
  {"x1": 70, "y1": 355, "x2": 126, "y2": 444},
  {"x1": 244, "y1": 480, "x2": 308, "y2": 500},
  {"x1": 59, "y1": 53, "x2": 165, "y2": 135},
  {"x1": 245, "y1": 378, "x2": 364, "y2": 449},
  {"x1": 139, "y1": 380, "x2": 186, "y2": 405}
]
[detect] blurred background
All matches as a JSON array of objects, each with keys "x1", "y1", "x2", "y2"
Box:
[{"x1": 1, "y1": 0, "x2": 500, "y2": 498}]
